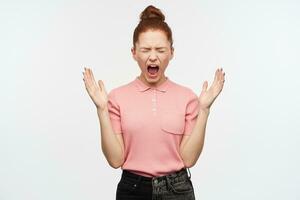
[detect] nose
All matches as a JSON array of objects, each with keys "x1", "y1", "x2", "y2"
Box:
[{"x1": 149, "y1": 51, "x2": 158, "y2": 61}]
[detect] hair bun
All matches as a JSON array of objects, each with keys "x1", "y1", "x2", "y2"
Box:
[{"x1": 140, "y1": 5, "x2": 165, "y2": 22}]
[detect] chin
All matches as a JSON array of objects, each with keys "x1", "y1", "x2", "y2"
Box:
[{"x1": 145, "y1": 75, "x2": 160, "y2": 82}]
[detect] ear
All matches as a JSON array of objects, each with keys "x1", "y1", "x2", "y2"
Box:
[
  {"x1": 170, "y1": 47, "x2": 174, "y2": 60},
  {"x1": 131, "y1": 47, "x2": 137, "y2": 61}
]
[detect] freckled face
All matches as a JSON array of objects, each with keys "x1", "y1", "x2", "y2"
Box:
[{"x1": 131, "y1": 30, "x2": 174, "y2": 87}]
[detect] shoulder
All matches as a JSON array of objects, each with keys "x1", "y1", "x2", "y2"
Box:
[
  {"x1": 108, "y1": 80, "x2": 135, "y2": 99},
  {"x1": 169, "y1": 79, "x2": 198, "y2": 99}
]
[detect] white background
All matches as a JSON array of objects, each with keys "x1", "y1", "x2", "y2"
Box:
[{"x1": 1, "y1": 0, "x2": 300, "y2": 199}]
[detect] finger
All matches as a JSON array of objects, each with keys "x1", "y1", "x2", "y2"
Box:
[
  {"x1": 218, "y1": 67, "x2": 222, "y2": 80},
  {"x1": 85, "y1": 67, "x2": 92, "y2": 86},
  {"x1": 221, "y1": 69, "x2": 225, "y2": 80},
  {"x1": 86, "y1": 67, "x2": 91, "y2": 79},
  {"x1": 221, "y1": 72, "x2": 225, "y2": 84},
  {"x1": 202, "y1": 81, "x2": 208, "y2": 92},
  {"x1": 214, "y1": 68, "x2": 219, "y2": 81},
  {"x1": 84, "y1": 67, "x2": 89, "y2": 78},
  {"x1": 87, "y1": 68, "x2": 96, "y2": 87},
  {"x1": 89, "y1": 68, "x2": 98, "y2": 85},
  {"x1": 83, "y1": 68, "x2": 88, "y2": 83},
  {"x1": 82, "y1": 71, "x2": 86, "y2": 83},
  {"x1": 215, "y1": 68, "x2": 222, "y2": 83},
  {"x1": 82, "y1": 68, "x2": 89, "y2": 89},
  {"x1": 98, "y1": 80, "x2": 102, "y2": 91}
]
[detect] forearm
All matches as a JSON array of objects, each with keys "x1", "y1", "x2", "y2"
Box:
[
  {"x1": 97, "y1": 106, "x2": 124, "y2": 168},
  {"x1": 180, "y1": 108, "x2": 210, "y2": 167}
]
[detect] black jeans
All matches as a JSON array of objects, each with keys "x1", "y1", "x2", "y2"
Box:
[{"x1": 116, "y1": 167, "x2": 195, "y2": 200}]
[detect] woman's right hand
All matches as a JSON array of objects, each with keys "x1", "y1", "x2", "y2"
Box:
[{"x1": 82, "y1": 67, "x2": 108, "y2": 110}]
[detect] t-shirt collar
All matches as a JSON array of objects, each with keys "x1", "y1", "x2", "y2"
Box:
[{"x1": 134, "y1": 76, "x2": 170, "y2": 92}]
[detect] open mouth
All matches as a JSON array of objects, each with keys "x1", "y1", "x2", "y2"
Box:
[{"x1": 147, "y1": 64, "x2": 159, "y2": 76}]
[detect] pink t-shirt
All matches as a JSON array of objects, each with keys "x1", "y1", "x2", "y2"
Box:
[{"x1": 107, "y1": 76, "x2": 199, "y2": 177}]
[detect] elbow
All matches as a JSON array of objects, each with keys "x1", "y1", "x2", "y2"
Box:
[
  {"x1": 182, "y1": 155, "x2": 197, "y2": 168},
  {"x1": 180, "y1": 152, "x2": 196, "y2": 168},
  {"x1": 109, "y1": 161, "x2": 121, "y2": 169},
  {"x1": 184, "y1": 160, "x2": 195, "y2": 168},
  {"x1": 110, "y1": 163, "x2": 121, "y2": 169},
  {"x1": 102, "y1": 148, "x2": 124, "y2": 169},
  {"x1": 108, "y1": 158, "x2": 124, "y2": 169}
]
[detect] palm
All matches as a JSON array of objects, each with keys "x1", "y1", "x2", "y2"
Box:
[
  {"x1": 198, "y1": 68, "x2": 225, "y2": 109},
  {"x1": 82, "y1": 67, "x2": 108, "y2": 109}
]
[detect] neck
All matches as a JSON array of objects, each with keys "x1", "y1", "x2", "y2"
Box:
[{"x1": 138, "y1": 74, "x2": 167, "y2": 88}]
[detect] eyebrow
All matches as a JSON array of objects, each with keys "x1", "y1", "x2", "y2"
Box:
[{"x1": 139, "y1": 47, "x2": 167, "y2": 50}]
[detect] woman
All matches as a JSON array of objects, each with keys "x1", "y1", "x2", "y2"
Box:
[{"x1": 83, "y1": 5, "x2": 225, "y2": 200}]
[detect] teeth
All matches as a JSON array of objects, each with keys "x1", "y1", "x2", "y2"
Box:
[{"x1": 148, "y1": 65, "x2": 158, "y2": 68}]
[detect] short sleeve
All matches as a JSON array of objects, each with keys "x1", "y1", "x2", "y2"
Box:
[
  {"x1": 183, "y1": 91, "x2": 199, "y2": 135},
  {"x1": 107, "y1": 90, "x2": 122, "y2": 134}
]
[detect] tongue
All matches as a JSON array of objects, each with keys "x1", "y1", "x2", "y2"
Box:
[{"x1": 148, "y1": 67, "x2": 159, "y2": 74}]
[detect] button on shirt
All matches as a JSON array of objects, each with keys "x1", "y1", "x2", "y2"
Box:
[{"x1": 107, "y1": 76, "x2": 199, "y2": 177}]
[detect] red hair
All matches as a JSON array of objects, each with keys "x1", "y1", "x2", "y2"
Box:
[{"x1": 133, "y1": 5, "x2": 173, "y2": 48}]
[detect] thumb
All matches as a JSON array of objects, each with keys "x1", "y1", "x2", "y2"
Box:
[
  {"x1": 98, "y1": 80, "x2": 106, "y2": 92},
  {"x1": 202, "y1": 81, "x2": 208, "y2": 92}
]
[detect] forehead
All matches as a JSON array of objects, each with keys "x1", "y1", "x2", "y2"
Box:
[{"x1": 136, "y1": 30, "x2": 170, "y2": 47}]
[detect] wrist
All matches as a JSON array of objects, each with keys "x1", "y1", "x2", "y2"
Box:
[
  {"x1": 199, "y1": 107, "x2": 210, "y2": 114},
  {"x1": 97, "y1": 104, "x2": 108, "y2": 113}
]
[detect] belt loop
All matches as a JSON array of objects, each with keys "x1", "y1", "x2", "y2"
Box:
[
  {"x1": 165, "y1": 175, "x2": 171, "y2": 191},
  {"x1": 187, "y1": 167, "x2": 191, "y2": 179},
  {"x1": 132, "y1": 175, "x2": 142, "y2": 191}
]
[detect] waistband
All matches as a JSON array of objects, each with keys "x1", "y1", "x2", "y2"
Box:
[{"x1": 121, "y1": 167, "x2": 191, "y2": 183}]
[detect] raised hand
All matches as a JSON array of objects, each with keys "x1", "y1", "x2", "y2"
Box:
[
  {"x1": 198, "y1": 68, "x2": 225, "y2": 110},
  {"x1": 82, "y1": 67, "x2": 108, "y2": 110}
]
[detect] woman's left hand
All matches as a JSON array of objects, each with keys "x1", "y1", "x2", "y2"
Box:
[{"x1": 198, "y1": 68, "x2": 225, "y2": 110}]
